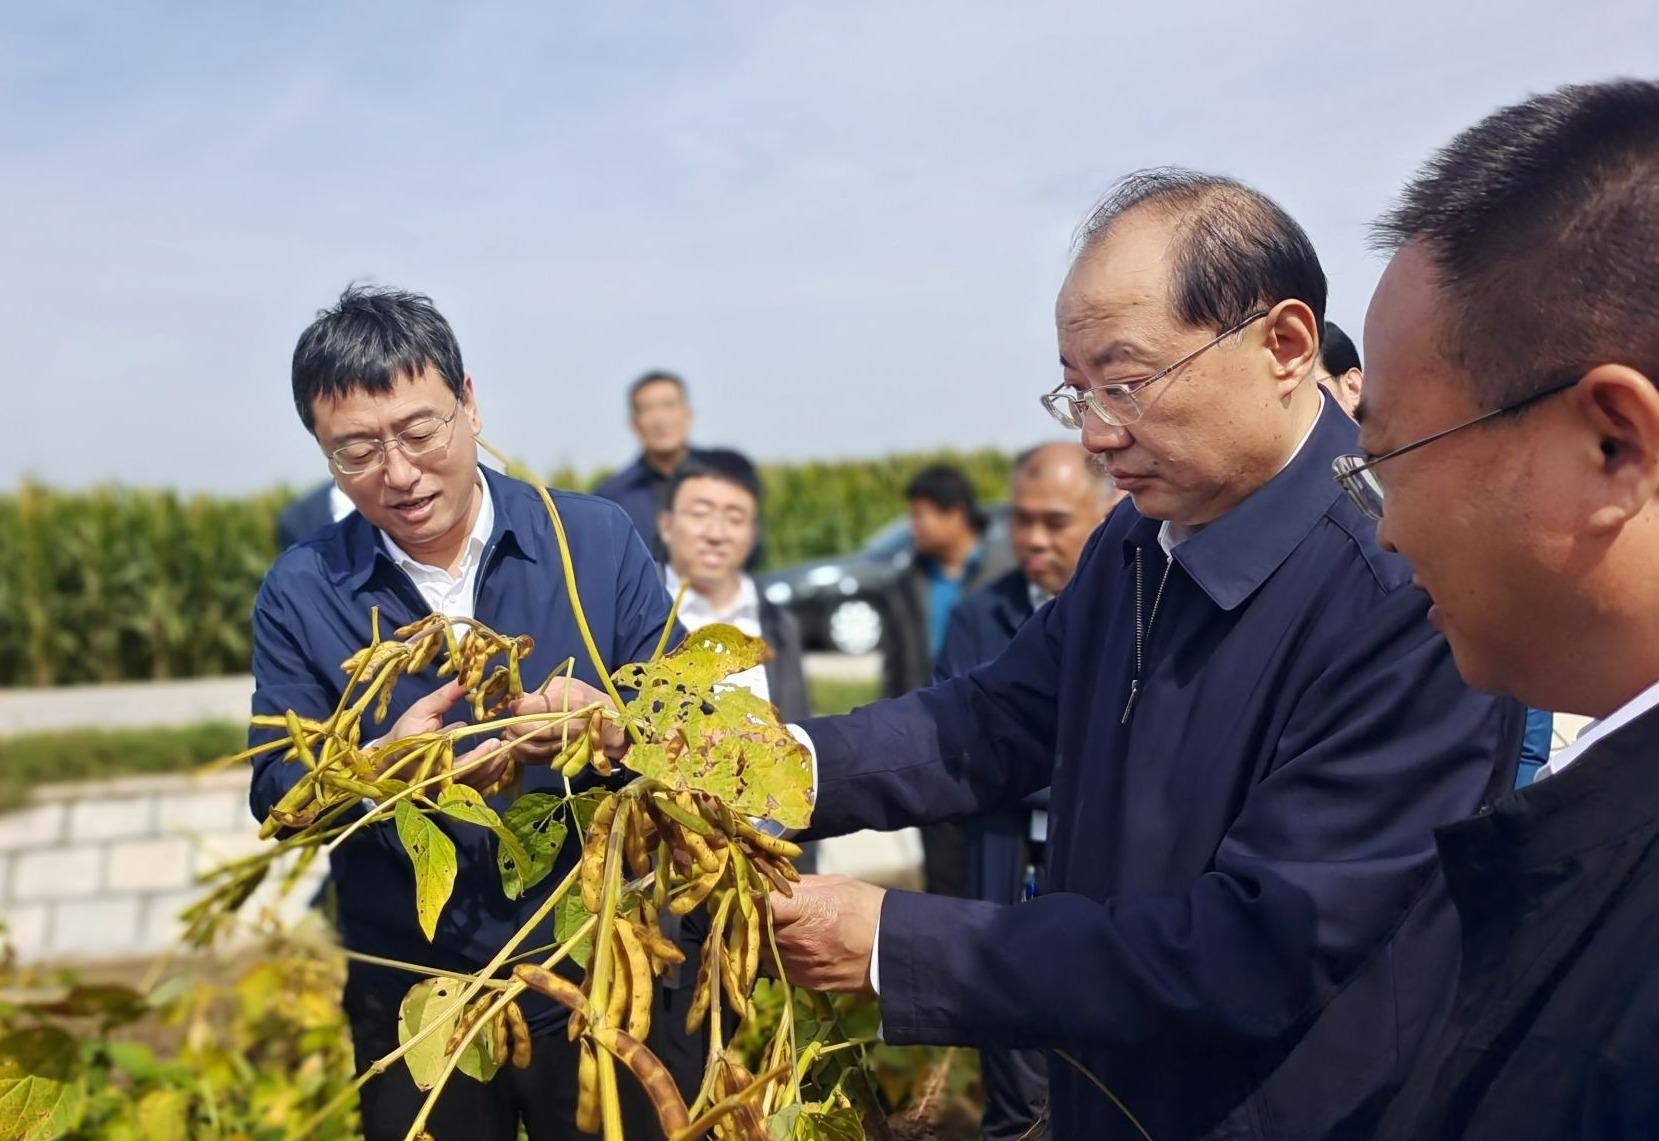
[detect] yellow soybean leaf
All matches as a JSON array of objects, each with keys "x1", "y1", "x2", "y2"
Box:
[
  {"x1": 394, "y1": 801, "x2": 457, "y2": 942},
  {"x1": 396, "y1": 978, "x2": 500, "y2": 1090},
  {"x1": 615, "y1": 625, "x2": 814, "y2": 830},
  {"x1": 0, "y1": 1027, "x2": 86, "y2": 1141}
]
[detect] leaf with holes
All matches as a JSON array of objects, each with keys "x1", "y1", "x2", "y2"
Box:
[
  {"x1": 500, "y1": 792, "x2": 568, "y2": 898},
  {"x1": 616, "y1": 625, "x2": 814, "y2": 829},
  {"x1": 436, "y1": 786, "x2": 536, "y2": 899},
  {"x1": 395, "y1": 801, "x2": 457, "y2": 941},
  {"x1": 396, "y1": 978, "x2": 500, "y2": 1090}
]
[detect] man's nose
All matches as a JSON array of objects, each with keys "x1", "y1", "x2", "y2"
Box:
[
  {"x1": 1082, "y1": 417, "x2": 1133, "y2": 452},
  {"x1": 381, "y1": 446, "x2": 421, "y2": 488},
  {"x1": 1375, "y1": 507, "x2": 1400, "y2": 555}
]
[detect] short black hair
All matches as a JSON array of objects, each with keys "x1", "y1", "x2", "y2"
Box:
[
  {"x1": 292, "y1": 284, "x2": 465, "y2": 432},
  {"x1": 905, "y1": 464, "x2": 985, "y2": 532},
  {"x1": 1320, "y1": 321, "x2": 1362, "y2": 376},
  {"x1": 1076, "y1": 167, "x2": 1328, "y2": 332},
  {"x1": 629, "y1": 370, "x2": 686, "y2": 409},
  {"x1": 1374, "y1": 79, "x2": 1659, "y2": 407},
  {"x1": 664, "y1": 451, "x2": 762, "y2": 514}
]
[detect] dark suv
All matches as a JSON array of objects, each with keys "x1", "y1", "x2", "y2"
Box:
[{"x1": 756, "y1": 505, "x2": 1010, "y2": 654}]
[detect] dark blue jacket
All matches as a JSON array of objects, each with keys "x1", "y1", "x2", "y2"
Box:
[
  {"x1": 933, "y1": 568, "x2": 1043, "y2": 904},
  {"x1": 800, "y1": 400, "x2": 1524, "y2": 1140},
  {"x1": 248, "y1": 467, "x2": 675, "y2": 1033}
]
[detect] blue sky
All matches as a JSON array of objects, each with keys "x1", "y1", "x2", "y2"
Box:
[{"x1": 4, "y1": 1, "x2": 1657, "y2": 492}]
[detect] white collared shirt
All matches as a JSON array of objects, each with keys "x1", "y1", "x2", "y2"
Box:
[
  {"x1": 328, "y1": 484, "x2": 356, "y2": 524},
  {"x1": 1536, "y1": 677, "x2": 1659, "y2": 781},
  {"x1": 381, "y1": 473, "x2": 495, "y2": 627},
  {"x1": 665, "y1": 568, "x2": 771, "y2": 702}
]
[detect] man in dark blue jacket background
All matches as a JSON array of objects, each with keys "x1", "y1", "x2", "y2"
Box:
[
  {"x1": 250, "y1": 286, "x2": 679, "y2": 1139},
  {"x1": 749, "y1": 172, "x2": 1525, "y2": 1139},
  {"x1": 933, "y1": 440, "x2": 1121, "y2": 1139}
]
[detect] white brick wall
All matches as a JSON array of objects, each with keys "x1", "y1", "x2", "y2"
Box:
[
  {"x1": 0, "y1": 804, "x2": 66, "y2": 852},
  {"x1": 0, "y1": 770, "x2": 325, "y2": 963},
  {"x1": 11, "y1": 847, "x2": 103, "y2": 901}
]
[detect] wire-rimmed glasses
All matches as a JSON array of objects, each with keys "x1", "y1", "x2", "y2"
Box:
[
  {"x1": 328, "y1": 398, "x2": 464, "y2": 476},
  {"x1": 1041, "y1": 310, "x2": 1267, "y2": 430},
  {"x1": 1332, "y1": 374, "x2": 1582, "y2": 520}
]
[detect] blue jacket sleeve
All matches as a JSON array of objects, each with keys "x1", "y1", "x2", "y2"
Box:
[
  {"x1": 799, "y1": 578, "x2": 1065, "y2": 837},
  {"x1": 247, "y1": 576, "x2": 337, "y2": 822},
  {"x1": 872, "y1": 586, "x2": 1517, "y2": 1054}
]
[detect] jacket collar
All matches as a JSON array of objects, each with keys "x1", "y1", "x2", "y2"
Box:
[
  {"x1": 987, "y1": 568, "x2": 1036, "y2": 635},
  {"x1": 1120, "y1": 396, "x2": 1353, "y2": 611},
  {"x1": 1440, "y1": 701, "x2": 1659, "y2": 878},
  {"x1": 332, "y1": 465, "x2": 539, "y2": 593}
]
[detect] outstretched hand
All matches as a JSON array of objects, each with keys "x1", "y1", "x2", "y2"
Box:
[{"x1": 768, "y1": 874, "x2": 886, "y2": 994}]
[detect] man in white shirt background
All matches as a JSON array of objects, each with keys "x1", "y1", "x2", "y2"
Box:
[{"x1": 657, "y1": 455, "x2": 810, "y2": 723}]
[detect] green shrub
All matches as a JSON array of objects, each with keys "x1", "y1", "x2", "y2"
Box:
[
  {"x1": 0, "y1": 722, "x2": 246, "y2": 811},
  {"x1": 0, "y1": 449, "x2": 1012, "y2": 687}
]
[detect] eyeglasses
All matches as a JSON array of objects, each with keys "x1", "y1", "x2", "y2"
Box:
[
  {"x1": 327, "y1": 398, "x2": 465, "y2": 476},
  {"x1": 1041, "y1": 310, "x2": 1268, "y2": 430},
  {"x1": 1332, "y1": 374, "x2": 1582, "y2": 520}
]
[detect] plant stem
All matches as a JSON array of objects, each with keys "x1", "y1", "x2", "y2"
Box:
[
  {"x1": 590, "y1": 795, "x2": 633, "y2": 1141},
  {"x1": 1055, "y1": 1050, "x2": 1154, "y2": 1141}
]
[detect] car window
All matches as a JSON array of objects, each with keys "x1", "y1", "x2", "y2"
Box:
[{"x1": 860, "y1": 517, "x2": 914, "y2": 561}]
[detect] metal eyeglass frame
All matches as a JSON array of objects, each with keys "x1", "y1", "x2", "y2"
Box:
[
  {"x1": 328, "y1": 397, "x2": 465, "y2": 476},
  {"x1": 1041, "y1": 310, "x2": 1268, "y2": 430},
  {"x1": 1332, "y1": 373, "x2": 1582, "y2": 520}
]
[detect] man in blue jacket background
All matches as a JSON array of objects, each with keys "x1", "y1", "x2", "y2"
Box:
[
  {"x1": 745, "y1": 172, "x2": 1526, "y2": 1139},
  {"x1": 250, "y1": 285, "x2": 679, "y2": 1139}
]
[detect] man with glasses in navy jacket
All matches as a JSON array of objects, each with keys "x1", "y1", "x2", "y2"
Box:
[
  {"x1": 250, "y1": 285, "x2": 679, "y2": 1140},
  {"x1": 558, "y1": 170, "x2": 1525, "y2": 1140}
]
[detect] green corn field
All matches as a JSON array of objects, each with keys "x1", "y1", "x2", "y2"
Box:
[{"x1": 0, "y1": 449, "x2": 1012, "y2": 687}]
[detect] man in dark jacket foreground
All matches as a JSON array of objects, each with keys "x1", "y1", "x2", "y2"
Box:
[
  {"x1": 1351, "y1": 79, "x2": 1659, "y2": 1141},
  {"x1": 559, "y1": 171, "x2": 1524, "y2": 1139}
]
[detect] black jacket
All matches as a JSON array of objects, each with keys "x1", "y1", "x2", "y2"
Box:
[
  {"x1": 877, "y1": 542, "x2": 1013, "y2": 698},
  {"x1": 1378, "y1": 703, "x2": 1659, "y2": 1140}
]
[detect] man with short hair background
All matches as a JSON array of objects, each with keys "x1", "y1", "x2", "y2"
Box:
[
  {"x1": 877, "y1": 462, "x2": 1012, "y2": 899},
  {"x1": 658, "y1": 456, "x2": 809, "y2": 723},
  {"x1": 932, "y1": 440, "x2": 1122, "y2": 1140},
  {"x1": 1315, "y1": 319, "x2": 1364, "y2": 416},
  {"x1": 592, "y1": 370, "x2": 759, "y2": 563},
  {"x1": 1339, "y1": 79, "x2": 1659, "y2": 1140}
]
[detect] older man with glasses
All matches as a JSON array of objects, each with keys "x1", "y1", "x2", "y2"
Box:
[{"x1": 552, "y1": 169, "x2": 1524, "y2": 1140}]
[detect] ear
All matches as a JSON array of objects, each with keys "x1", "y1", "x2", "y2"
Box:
[
  {"x1": 1262, "y1": 300, "x2": 1320, "y2": 401},
  {"x1": 657, "y1": 509, "x2": 674, "y2": 542},
  {"x1": 1341, "y1": 368, "x2": 1364, "y2": 410},
  {"x1": 462, "y1": 375, "x2": 483, "y2": 435},
  {"x1": 1577, "y1": 364, "x2": 1659, "y2": 534}
]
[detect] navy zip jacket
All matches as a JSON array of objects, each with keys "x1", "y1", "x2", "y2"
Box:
[
  {"x1": 248, "y1": 467, "x2": 676, "y2": 1034},
  {"x1": 800, "y1": 399, "x2": 1524, "y2": 1140}
]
